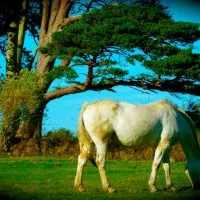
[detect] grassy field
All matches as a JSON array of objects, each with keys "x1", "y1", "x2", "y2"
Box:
[{"x1": 0, "y1": 157, "x2": 200, "y2": 200}]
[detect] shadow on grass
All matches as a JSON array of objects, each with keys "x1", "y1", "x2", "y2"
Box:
[
  {"x1": 1, "y1": 185, "x2": 200, "y2": 200},
  {"x1": 177, "y1": 186, "x2": 192, "y2": 192}
]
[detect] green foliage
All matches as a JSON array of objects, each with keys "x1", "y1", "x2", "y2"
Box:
[
  {"x1": 144, "y1": 48, "x2": 200, "y2": 80},
  {"x1": 128, "y1": 55, "x2": 146, "y2": 63},
  {"x1": 42, "y1": 3, "x2": 200, "y2": 84},
  {"x1": 0, "y1": 70, "x2": 45, "y2": 135},
  {"x1": 137, "y1": 73, "x2": 156, "y2": 80},
  {"x1": 46, "y1": 128, "x2": 74, "y2": 147},
  {"x1": 45, "y1": 4, "x2": 173, "y2": 57},
  {"x1": 45, "y1": 66, "x2": 78, "y2": 82},
  {"x1": 107, "y1": 67, "x2": 128, "y2": 77},
  {"x1": 0, "y1": 70, "x2": 44, "y2": 114},
  {"x1": 39, "y1": 128, "x2": 78, "y2": 156},
  {"x1": 95, "y1": 67, "x2": 128, "y2": 79}
]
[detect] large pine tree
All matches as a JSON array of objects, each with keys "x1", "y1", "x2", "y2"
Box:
[{"x1": 0, "y1": 0, "x2": 199, "y2": 153}]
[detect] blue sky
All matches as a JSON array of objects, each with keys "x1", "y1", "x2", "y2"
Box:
[
  {"x1": 0, "y1": 1, "x2": 200, "y2": 134},
  {"x1": 162, "y1": 0, "x2": 200, "y2": 23},
  {"x1": 42, "y1": 0, "x2": 200, "y2": 134}
]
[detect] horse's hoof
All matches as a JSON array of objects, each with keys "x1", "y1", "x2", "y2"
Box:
[
  {"x1": 150, "y1": 188, "x2": 157, "y2": 193},
  {"x1": 75, "y1": 185, "x2": 86, "y2": 192},
  {"x1": 108, "y1": 187, "x2": 116, "y2": 193},
  {"x1": 167, "y1": 185, "x2": 176, "y2": 192},
  {"x1": 79, "y1": 187, "x2": 86, "y2": 192},
  {"x1": 148, "y1": 184, "x2": 157, "y2": 193}
]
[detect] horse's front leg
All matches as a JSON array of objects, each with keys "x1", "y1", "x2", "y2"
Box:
[
  {"x1": 95, "y1": 142, "x2": 116, "y2": 193},
  {"x1": 148, "y1": 138, "x2": 170, "y2": 192}
]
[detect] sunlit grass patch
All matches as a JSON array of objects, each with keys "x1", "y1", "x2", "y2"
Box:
[{"x1": 0, "y1": 158, "x2": 200, "y2": 199}]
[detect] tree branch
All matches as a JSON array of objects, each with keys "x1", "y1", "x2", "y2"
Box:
[
  {"x1": 84, "y1": 61, "x2": 95, "y2": 87},
  {"x1": 48, "y1": 0, "x2": 60, "y2": 27},
  {"x1": 74, "y1": 0, "x2": 111, "y2": 13},
  {"x1": 52, "y1": 0, "x2": 72, "y2": 32},
  {"x1": 45, "y1": 84, "x2": 86, "y2": 101},
  {"x1": 62, "y1": 15, "x2": 81, "y2": 26},
  {"x1": 60, "y1": 55, "x2": 72, "y2": 67},
  {"x1": 37, "y1": 0, "x2": 71, "y2": 74},
  {"x1": 45, "y1": 78, "x2": 200, "y2": 102},
  {"x1": 45, "y1": 60, "x2": 95, "y2": 101},
  {"x1": 91, "y1": 79, "x2": 200, "y2": 96},
  {"x1": 28, "y1": 47, "x2": 38, "y2": 70},
  {"x1": 39, "y1": 0, "x2": 50, "y2": 45}
]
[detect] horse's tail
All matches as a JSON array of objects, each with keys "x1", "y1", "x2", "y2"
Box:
[
  {"x1": 178, "y1": 108, "x2": 200, "y2": 151},
  {"x1": 78, "y1": 102, "x2": 97, "y2": 167}
]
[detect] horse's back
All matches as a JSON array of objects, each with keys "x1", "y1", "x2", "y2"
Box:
[{"x1": 82, "y1": 99, "x2": 179, "y2": 147}]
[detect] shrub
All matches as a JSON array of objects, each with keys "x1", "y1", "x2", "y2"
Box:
[
  {"x1": 5, "y1": 126, "x2": 199, "y2": 161},
  {"x1": 0, "y1": 70, "x2": 45, "y2": 150},
  {"x1": 46, "y1": 128, "x2": 74, "y2": 146},
  {"x1": 0, "y1": 70, "x2": 45, "y2": 122},
  {"x1": 41, "y1": 128, "x2": 78, "y2": 157},
  {"x1": 10, "y1": 139, "x2": 40, "y2": 157}
]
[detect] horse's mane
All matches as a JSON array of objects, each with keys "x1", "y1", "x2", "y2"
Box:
[{"x1": 178, "y1": 108, "x2": 200, "y2": 151}]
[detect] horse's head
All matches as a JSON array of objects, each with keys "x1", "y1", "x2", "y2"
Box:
[{"x1": 185, "y1": 159, "x2": 200, "y2": 189}]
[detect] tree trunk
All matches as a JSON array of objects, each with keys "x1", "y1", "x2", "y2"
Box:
[
  {"x1": 12, "y1": 103, "x2": 46, "y2": 155},
  {"x1": 17, "y1": 0, "x2": 27, "y2": 71},
  {"x1": 1, "y1": 112, "x2": 21, "y2": 152},
  {"x1": 1, "y1": 107, "x2": 44, "y2": 154},
  {"x1": 2, "y1": 1, "x2": 80, "y2": 154},
  {"x1": 6, "y1": 1, "x2": 23, "y2": 76},
  {"x1": 6, "y1": 21, "x2": 19, "y2": 76},
  {"x1": 36, "y1": 53, "x2": 56, "y2": 74},
  {"x1": 17, "y1": 103, "x2": 45, "y2": 139}
]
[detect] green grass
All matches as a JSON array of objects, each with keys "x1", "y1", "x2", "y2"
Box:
[{"x1": 0, "y1": 157, "x2": 200, "y2": 200}]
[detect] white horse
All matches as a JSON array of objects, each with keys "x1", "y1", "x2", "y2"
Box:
[{"x1": 74, "y1": 99, "x2": 200, "y2": 193}]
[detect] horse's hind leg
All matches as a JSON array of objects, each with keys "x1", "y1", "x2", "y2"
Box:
[
  {"x1": 74, "y1": 145, "x2": 90, "y2": 192},
  {"x1": 95, "y1": 141, "x2": 116, "y2": 193},
  {"x1": 162, "y1": 152, "x2": 176, "y2": 191},
  {"x1": 148, "y1": 138, "x2": 170, "y2": 192}
]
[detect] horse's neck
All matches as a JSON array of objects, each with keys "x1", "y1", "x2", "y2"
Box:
[{"x1": 180, "y1": 133, "x2": 200, "y2": 161}]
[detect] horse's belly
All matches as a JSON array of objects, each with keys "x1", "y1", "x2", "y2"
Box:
[{"x1": 114, "y1": 123, "x2": 162, "y2": 148}]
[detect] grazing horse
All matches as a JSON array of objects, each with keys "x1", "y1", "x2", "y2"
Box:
[{"x1": 74, "y1": 99, "x2": 200, "y2": 193}]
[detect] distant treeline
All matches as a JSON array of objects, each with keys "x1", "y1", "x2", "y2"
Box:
[{"x1": 3, "y1": 128, "x2": 199, "y2": 162}]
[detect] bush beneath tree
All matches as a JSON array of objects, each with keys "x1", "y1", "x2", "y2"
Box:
[{"x1": 1, "y1": 128, "x2": 199, "y2": 161}]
